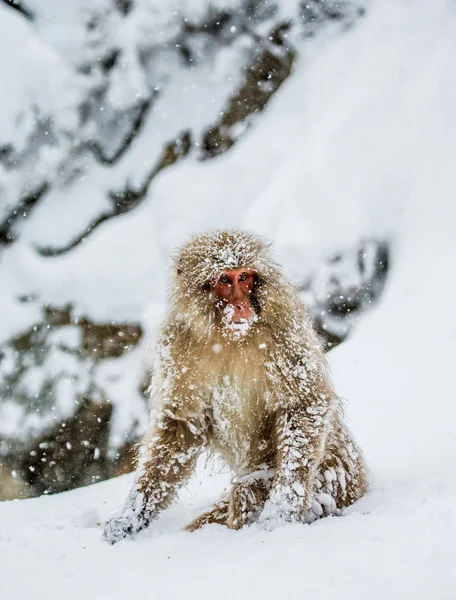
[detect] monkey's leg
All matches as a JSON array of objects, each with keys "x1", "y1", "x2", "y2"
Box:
[
  {"x1": 259, "y1": 402, "x2": 333, "y2": 528},
  {"x1": 185, "y1": 469, "x2": 274, "y2": 532},
  {"x1": 184, "y1": 495, "x2": 230, "y2": 532},
  {"x1": 104, "y1": 416, "x2": 204, "y2": 544},
  {"x1": 227, "y1": 470, "x2": 274, "y2": 530},
  {"x1": 310, "y1": 423, "x2": 369, "y2": 520}
]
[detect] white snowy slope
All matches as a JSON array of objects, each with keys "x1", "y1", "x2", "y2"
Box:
[{"x1": 1, "y1": 0, "x2": 456, "y2": 598}]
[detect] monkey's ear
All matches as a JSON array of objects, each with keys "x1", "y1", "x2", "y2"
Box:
[
  {"x1": 201, "y1": 280, "x2": 211, "y2": 292},
  {"x1": 177, "y1": 268, "x2": 183, "y2": 276}
]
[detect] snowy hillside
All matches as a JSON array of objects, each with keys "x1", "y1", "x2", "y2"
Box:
[
  {"x1": 0, "y1": 0, "x2": 455, "y2": 597},
  {"x1": 0, "y1": 0, "x2": 379, "y2": 496}
]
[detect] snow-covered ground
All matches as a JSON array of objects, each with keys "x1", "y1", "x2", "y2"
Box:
[{"x1": 1, "y1": 0, "x2": 456, "y2": 597}]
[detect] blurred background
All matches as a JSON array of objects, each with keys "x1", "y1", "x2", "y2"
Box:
[{"x1": 0, "y1": 0, "x2": 398, "y2": 500}]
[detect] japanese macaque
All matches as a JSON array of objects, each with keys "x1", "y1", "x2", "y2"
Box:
[{"x1": 104, "y1": 230, "x2": 368, "y2": 543}]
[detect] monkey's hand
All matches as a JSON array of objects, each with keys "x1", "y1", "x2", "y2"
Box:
[
  {"x1": 103, "y1": 516, "x2": 132, "y2": 544},
  {"x1": 103, "y1": 513, "x2": 148, "y2": 544},
  {"x1": 103, "y1": 492, "x2": 152, "y2": 544},
  {"x1": 258, "y1": 483, "x2": 307, "y2": 530}
]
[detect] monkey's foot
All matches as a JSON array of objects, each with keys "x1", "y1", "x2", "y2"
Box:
[
  {"x1": 103, "y1": 512, "x2": 149, "y2": 544},
  {"x1": 184, "y1": 497, "x2": 230, "y2": 532}
]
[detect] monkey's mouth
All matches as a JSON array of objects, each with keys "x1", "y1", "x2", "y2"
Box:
[
  {"x1": 222, "y1": 304, "x2": 257, "y2": 334},
  {"x1": 232, "y1": 318, "x2": 249, "y2": 328}
]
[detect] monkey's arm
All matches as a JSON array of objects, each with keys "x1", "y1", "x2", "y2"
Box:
[
  {"x1": 104, "y1": 415, "x2": 205, "y2": 544},
  {"x1": 260, "y1": 357, "x2": 334, "y2": 527}
]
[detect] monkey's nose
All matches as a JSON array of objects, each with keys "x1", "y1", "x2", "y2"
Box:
[{"x1": 231, "y1": 302, "x2": 253, "y2": 324}]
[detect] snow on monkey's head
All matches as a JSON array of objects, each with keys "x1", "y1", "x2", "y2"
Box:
[{"x1": 172, "y1": 230, "x2": 284, "y2": 337}]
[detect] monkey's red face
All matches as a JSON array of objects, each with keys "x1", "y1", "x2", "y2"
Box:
[{"x1": 212, "y1": 269, "x2": 256, "y2": 326}]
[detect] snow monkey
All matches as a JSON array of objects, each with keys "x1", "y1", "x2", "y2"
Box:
[{"x1": 104, "y1": 230, "x2": 368, "y2": 543}]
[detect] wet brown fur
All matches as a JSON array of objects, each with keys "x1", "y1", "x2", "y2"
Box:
[{"x1": 104, "y1": 231, "x2": 368, "y2": 542}]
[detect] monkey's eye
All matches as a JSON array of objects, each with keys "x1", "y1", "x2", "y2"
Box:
[
  {"x1": 238, "y1": 272, "x2": 249, "y2": 282},
  {"x1": 218, "y1": 274, "x2": 231, "y2": 284}
]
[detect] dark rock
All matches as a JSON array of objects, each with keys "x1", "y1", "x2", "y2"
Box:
[
  {"x1": 202, "y1": 33, "x2": 295, "y2": 158},
  {"x1": 302, "y1": 240, "x2": 390, "y2": 351},
  {"x1": 0, "y1": 305, "x2": 143, "y2": 499}
]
